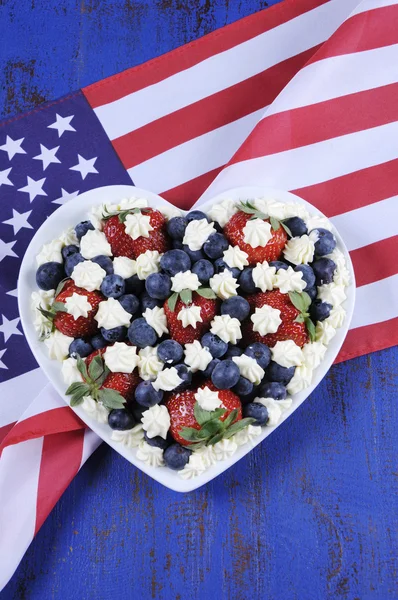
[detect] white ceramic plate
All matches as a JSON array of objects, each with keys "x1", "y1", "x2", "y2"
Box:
[{"x1": 18, "y1": 185, "x2": 356, "y2": 492}]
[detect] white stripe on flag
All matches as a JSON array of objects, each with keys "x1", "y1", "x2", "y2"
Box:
[
  {"x1": 351, "y1": 0, "x2": 398, "y2": 16},
  {"x1": 0, "y1": 368, "x2": 48, "y2": 428},
  {"x1": 350, "y1": 273, "x2": 398, "y2": 329}
]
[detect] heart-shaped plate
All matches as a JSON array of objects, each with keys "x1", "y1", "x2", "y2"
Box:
[{"x1": 18, "y1": 185, "x2": 356, "y2": 492}]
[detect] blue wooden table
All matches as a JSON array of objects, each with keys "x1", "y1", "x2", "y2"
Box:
[{"x1": 1, "y1": 2, "x2": 397, "y2": 599}]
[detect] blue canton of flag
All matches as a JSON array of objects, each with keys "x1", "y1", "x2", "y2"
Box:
[{"x1": 0, "y1": 91, "x2": 133, "y2": 383}]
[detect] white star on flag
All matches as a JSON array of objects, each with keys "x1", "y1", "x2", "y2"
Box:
[
  {"x1": 0, "y1": 315, "x2": 22, "y2": 342},
  {"x1": 70, "y1": 154, "x2": 98, "y2": 180},
  {"x1": 0, "y1": 349, "x2": 7, "y2": 370},
  {"x1": 0, "y1": 168, "x2": 13, "y2": 187},
  {"x1": 0, "y1": 239, "x2": 18, "y2": 262},
  {"x1": 18, "y1": 176, "x2": 47, "y2": 202},
  {"x1": 34, "y1": 144, "x2": 60, "y2": 170},
  {"x1": 48, "y1": 113, "x2": 76, "y2": 137},
  {"x1": 6, "y1": 288, "x2": 18, "y2": 298},
  {"x1": 52, "y1": 187, "x2": 79, "y2": 205},
  {"x1": 0, "y1": 136, "x2": 26, "y2": 160},
  {"x1": 3, "y1": 209, "x2": 33, "y2": 235}
]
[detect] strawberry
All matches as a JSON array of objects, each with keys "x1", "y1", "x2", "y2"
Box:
[
  {"x1": 243, "y1": 289, "x2": 310, "y2": 348},
  {"x1": 166, "y1": 381, "x2": 244, "y2": 446},
  {"x1": 163, "y1": 290, "x2": 218, "y2": 345},
  {"x1": 85, "y1": 349, "x2": 140, "y2": 401},
  {"x1": 103, "y1": 207, "x2": 169, "y2": 258},
  {"x1": 224, "y1": 208, "x2": 287, "y2": 265}
]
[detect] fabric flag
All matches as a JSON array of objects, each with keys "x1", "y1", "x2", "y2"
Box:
[{"x1": 1, "y1": 0, "x2": 398, "y2": 590}]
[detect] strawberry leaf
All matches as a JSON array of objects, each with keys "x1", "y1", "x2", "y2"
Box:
[
  {"x1": 98, "y1": 388, "x2": 125, "y2": 409},
  {"x1": 37, "y1": 306, "x2": 55, "y2": 321},
  {"x1": 70, "y1": 395, "x2": 85, "y2": 407},
  {"x1": 180, "y1": 289, "x2": 192, "y2": 305},
  {"x1": 68, "y1": 384, "x2": 91, "y2": 406},
  {"x1": 52, "y1": 301, "x2": 67, "y2": 313},
  {"x1": 294, "y1": 313, "x2": 305, "y2": 323},
  {"x1": 65, "y1": 381, "x2": 86, "y2": 395},
  {"x1": 223, "y1": 418, "x2": 257, "y2": 438},
  {"x1": 200, "y1": 419, "x2": 223, "y2": 437},
  {"x1": 270, "y1": 217, "x2": 281, "y2": 231},
  {"x1": 289, "y1": 291, "x2": 311, "y2": 313},
  {"x1": 88, "y1": 355, "x2": 105, "y2": 382},
  {"x1": 207, "y1": 432, "x2": 224, "y2": 445},
  {"x1": 179, "y1": 427, "x2": 202, "y2": 442},
  {"x1": 281, "y1": 221, "x2": 293, "y2": 237},
  {"x1": 167, "y1": 292, "x2": 178, "y2": 312},
  {"x1": 94, "y1": 366, "x2": 110, "y2": 387},
  {"x1": 76, "y1": 356, "x2": 89, "y2": 382},
  {"x1": 196, "y1": 287, "x2": 217, "y2": 299},
  {"x1": 54, "y1": 278, "x2": 69, "y2": 298},
  {"x1": 194, "y1": 402, "x2": 225, "y2": 425},
  {"x1": 304, "y1": 317, "x2": 316, "y2": 342},
  {"x1": 221, "y1": 409, "x2": 238, "y2": 430}
]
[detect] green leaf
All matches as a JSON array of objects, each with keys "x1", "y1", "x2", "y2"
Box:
[
  {"x1": 180, "y1": 289, "x2": 192, "y2": 305},
  {"x1": 196, "y1": 287, "x2": 217, "y2": 299},
  {"x1": 304, "y1": 317, "x2": 316, "y2": 342},
  {"x1": 194, "y1": 402, "x2": 213, "y2": 426},
  {"x1": 200, "y1": 419, "x2": 223, "y2": 437},
  {"x1": 281, "y1": 221, "x2": 293, "y2": 237},
  {"x1": 222, "y1": 409, "x2": 239, "y2": 431},
  {"x1": 70, "y1": 395, "x2": 85, "y2": 407},
  {"x1": 65, "y1": 382, "x2": 87, "y2": 396},
  {"x1": 54, "y1": 278, "x2": 69, "y2": 298},
  {"x1": 288, "y1": 291, "x2": 311, "y2": 314},
  {"x1": 179, "y1": 427, "x2": 202, "y2": 442},
  {"x1": 76, "y1": 356, "x2": 89, "y2": 382},
  {"x1": 207, "y1": 432, "x2": 224, "y2": 446},
  {"x1": 224, "y1": 418, "x2": 257, "y2": 438},
  {"x1": 37, "y1": 306, "x2": 54, "y2": 321},
  {"x1": 270, "y1": 217, "x2": 281, "y2": 231},
  {"x1": 167, "y1": 292, "x2": 179, "y2": 312},
  {"x1": 294, "y1": 313, "x2": 305, "y2": 323},
  {"x1": 94, "y1": 366, "x2": 110, "y2": 387},
  {"x1": 52, "y1": 301, "x2": 67, "y2": 313},
  {"x1": 88, "y1": 355, "x2": 105, "y2": 382},
  {"x1": 98, "y1": 388, "x2": 125, "y2": 409},
  {"x1": 68, "y1": 384, "x2": 91, "y2": 405}
]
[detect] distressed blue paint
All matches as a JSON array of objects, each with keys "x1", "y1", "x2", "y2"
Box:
[{"x1": 1, "y1": 1, "x2": 397, "y2": 599}]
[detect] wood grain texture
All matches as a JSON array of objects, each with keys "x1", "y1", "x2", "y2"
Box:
[{"x1": 1, "y1": 1, "x2": 397, "y2": 599}]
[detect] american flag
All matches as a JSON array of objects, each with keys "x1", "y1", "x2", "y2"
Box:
[{"x1": 1, "y1": 0, "x2": 398, "y2": 589}]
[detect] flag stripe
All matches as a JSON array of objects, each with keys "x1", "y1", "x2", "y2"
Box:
[
  {"x1": 350, "y1": 237, "x2": 398, "y2": 287},
  {"x1": 162, "y1": 166, "x2": 225, "y2": 209},
  {"x1": 0, "y1": 422, "x2": 16, "y2": 445},
  {"x1": 337, "y1": 316, "x2": 398, "y2": 363},
  {"x1": 350, "y1": 274, "x2": 398, "y2": 330}
]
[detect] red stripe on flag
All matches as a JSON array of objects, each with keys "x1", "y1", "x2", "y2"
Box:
[
  {"x1": 35, "y1": 429, "x2": 85, "y2": 534},
  {"x1": 0, "y1": 422, "x2": 16, "y2": 445},
  {"x1": 350, "y1": 237, "x2": 398, "y2": 288},
  {"x1": 83, "y1": 0, "x2": 327, "y2": 108},
  {"x1": 162, "y1": 166, "x2": 224, "y2": 209},
  {"x1": 335, "y1": 317, "x2": 398, "y2": 364}
]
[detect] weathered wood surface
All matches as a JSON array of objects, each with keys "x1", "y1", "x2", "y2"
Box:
[{"x1": 1, "y1": 1, "x2": 397, "y2": 598}]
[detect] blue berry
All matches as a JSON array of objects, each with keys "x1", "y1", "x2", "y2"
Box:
[
  {"x1": 91, "y1": 255, "x2": 113, "y2": 275},
  {"x1": 312, "y1": 258, "x2": 336, "y2": 285},
  {"x1": 36, "y1": 262, "x2": 65, "y2": 291},
  {"x1": 174, "y1": 363, "x2": 192, "y2": 390},
  {"x1": 145, "y1": 273, "x2": 171, "y2": 300},
  {"x1": 172, "y1": 240, "x2": 184, "y2": 250},
  {"x1": 125, "y1": 274, "x2": 145, "y2": 296},
  {"x1": 128, "y1": 318, "x2": 157, "y2": 348},
  {"x1": 306, "y1": 286, "x2": 317, "y2": 302},
  {"x1": 69, "y1": 338, "x2": 93, "y2": 358},
  {"x1": 266, "y1": 361, "x2": 295, "y2": 385},
  {"x1": 203, "y1": 233, "x2": 229, "y2": 259},
  {"x1": 233, "y1": 376, "x2": 253, "y2": 397},
  {"x1": 129, "y1": 402, "x2": 146, "y2": 423},
  {"x1": 141, "y1": 291, "x2": 162, "y2": 311},
  {"x1": 245, "y1": 343, "x2": 271, "y2": 370},
  {"x1": 243, "y1": 402, "x2": 268, "y2": 426},
  {"x1": 135, "y1": 380, "x2": 163, "y2": 407},
  {"x1": 64, "y1": 253, "x2": 85, "y2": 277},
  {"x1": 225, "y1": 345, "x2": 243, "y2": 359},
  {"x1": 214, "y1": 258, "x2": 240, "y2": 279},
  {"x1": 108, "y1": 409, "x2": 135, "y2": 431},
  {"x1": 294, "y1": 264, "x2": 315, "y2": 290},
  {"x1": 238, "y1": 268, "x2": 258, "y2": 294},
  {"x1": 312, "y1": 228, "x2": 336, "y2": 256},
  {"x1": 91, "y1": 333, "x2": 107, "y2": 350},
  {"x1": 164, "y1": 443, "x2": 192, "y2": 470},
  {"x1": 258, "y1": 381, "x2": 287, "y2": 400},
  {"x1": 182, "y1": 245, "x2": 205, "y2": 262},
  {"x1": 100, "y1": 274, "x2": 125, "y2": 298},
  {"x1": 61, "y1": 244, "x2": 79, "y2": 260},
  {"x1": 144, "y1": 431, "x2": 171, "y2": 450},
  {"x1": 160, "y1": 249, "x2": 191, "y2": 276},
  {"x1": 75, "y1": 220, "x2": 94, "y2": 240},
  {"x1": 202, "y1": 358, "x2": 220, "y2": 379},
  {"x1": 118, "y1": 294, "x2": 140, "y2": 315},
  {"x1": 221, "y1": 296, "x2": 250, "y2": 320},
  {"x1": 201, "y1": 333, "x2": 228, "y2": 358},
  {"x1": 100, "y1": 326, "x2": 127, "y2": 343},
  {"x1": 157, "y1": 340, "x2": 184, "y2": 364},
  {"x1": 269, "y1": 261, "x2": 289, "y2": 271},
  {"x1": 310, "y1": 299, "x2": 332, "y2": 322},
  {"x1": 192, "y1": 259, "x2": 214, "y2": 284},
  {"x1": 283, "y1": 217, "x2": 308, "y2": 237},
  {"x1": 186, "y1": 210, "x2": 209, "y2": 223},
  {"x1": 167, "y1": 216, "x2": 188, "y2": 240},
  {"x1": 211, "y1": 359, "x2": 240, "y2": 389}
]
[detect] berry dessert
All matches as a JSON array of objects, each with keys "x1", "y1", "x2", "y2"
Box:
[{"x1": 31, "y1": 195, "x2": 349, "y2": 479}]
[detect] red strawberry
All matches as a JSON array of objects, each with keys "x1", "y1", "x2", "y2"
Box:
[
  {"x1": 103, "y1": 208, "x2": 169, "y2": 258},
  {"x1": 86, "y1": 348, "x2": 140, "y2": 401},
  {"x1": 166, "y1": 381, "x2": 242, "y2": 446},
  {"x1": 244, "y1": 289, "x2": 309, "y2": 348},
  {"x1": 163, "y1": 292, "x2": 218, "y2": 345},
  {"x1": 224, "y1": 211, "x2": 287, "y2": 265},
  {"x1": 53, "y1": 280, "x2": 103, "y2": 337}
]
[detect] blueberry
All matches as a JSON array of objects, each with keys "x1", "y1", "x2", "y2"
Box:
[
  {"x1": 312, "y1": 228, "x2": 336, "y2": 257},
  {"x1": 160, "y1": 249, "x2": 191, "y2": 276},
  {"x1": 174, "y1": 364, "x2": 192, "y2": 390},
  {"x1": 167, "y1": 216, "x2": 188, "y2": 240},
  {"x1": 243, "y1": 403, "x2": 268, "y2": 426},
  {"x1": 61, "y1": 244, "x2": 79, "y2": 260},
  {"x1": 258, "y1": 381, "x2": 287, "y2": 400},
  {"x1": 75, "y1": 220, "x2": 94, "y2": 241},
  {"x1": 108, "y1": 409, "x2": 135, "y2": 431},
  {"x1": 100, "y1": 326, "x2": 127, "y2": 343},
  {"x1": 125, "y1": 274, "x2": 145, "y2": 296},
  {"x1": 202, "y1": 358, "x2": 220, "y2": 379},
  {"x1": 144, "y1": 431, "x2": 171, "y2": 450},
  {"x1": 211, "y1": 359, "x2": 240, "y2": 389},
  {"x1": 164, "y1": 443, "x2": 192, "y2": 470},
  {"x1": 214, "y1": 258, "x2": 240, "y2": 279},
  {"x1": 186, "y1": 210, "x2": 209, "y2": 223},
  {"x1": 69, "y1": 338, "x2": 93, "y2": 358},
  {"x1": 310, "y1": 299, "x2": 332, "y2": 322},
  {"x1": 91, "y1": 333, "x2": 107, "y2": 350},
  {"x1": 145, "y1": 273, "x2": 171, "y2": 300},
  {"x1": 157, "y1": 340, "x2": 184, "y2": 364},
  {"x1": 36, "y1": 262, "x2": 65, "y2": 291},
  {"x1": 269, "y1": 261, "x2": 289, "y2": 271},
  {"x1": 203, "y1": 233, "x2": 229, "y2": 259},
  {"x1": 294, "y1": 264, "x2": 315, "y2": 290},
  {"x1": 283, "y1": 217, "x2": 308, "y2": 237},
  {"x1": 312, "y1": 258, "x2": 336, "y2": 285},
  {"x1": 118, "y1": 294, "x2": 139, "y2": 315},
  {"x1": 233, "y1": 376, "x2": 253, "y2": 397},
  {"x1": 306, "y1": 286, "x2": 317, "y2": 302},
  {"x1": 266, "y1": 361, "x2": 295, "y2": 385},
  {"x1": 245, "y1": 343, "x2": 271, "y2": 370},
  {"x1": 129, "y1": 402, "x2": 146, "y2": 423},
  {"x1": 221, "y1": 296, "x2": 250, "y2": 320},
  {"x1": 135, "y1": 380, "x2": 163, "y2": 407},
  {"x1": 91, "y1": 255, "x2": 114, "y2": 275},
  {"x1": 238, "y1": 268, "x2": 258, "y2": 294},
  {"x1": 128, "y1": 318, "x2": 157, "y2": 348},
  {"x1": 224, "y1": 345, "x2": 243, "y2": 359},
  {"x1": 100, "y1": 274, "x2": 125, "y2": 298},
  {"x1": 64, "y1": 253, "x2": 85, "y2": 277},
  {"x1": 201, "y1": 333, "x2": 228, "y2": 358},
  {"x1": 172, "y1": 240, "x2": 184, "y2": 250},
  {"x1": 182, "y1": 245, "x2": 205, "y2": 263},
  {"x1": 192, "y1": 259, "x2": 214, "y2": 284},
  {"x1": 141, "y1": 291, "x2": 162, "y2": 311}
]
